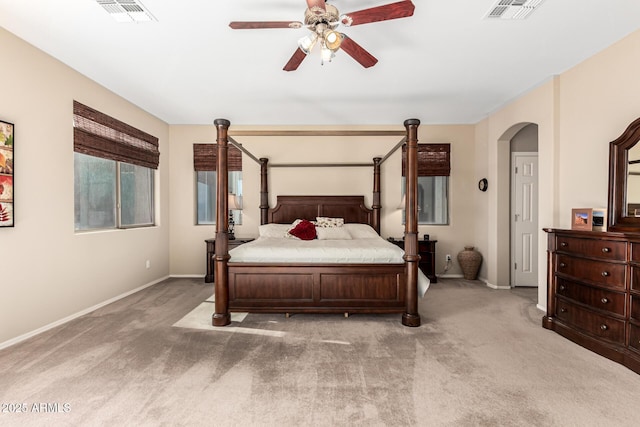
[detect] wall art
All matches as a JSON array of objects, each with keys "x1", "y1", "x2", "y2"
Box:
[{"x1": 0, "y1": 120, "x2": 14, "y2": 227}]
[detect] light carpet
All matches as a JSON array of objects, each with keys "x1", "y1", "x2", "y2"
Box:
[{"x1": 1, "y1": 277, "x2": 640, "y2": 426}]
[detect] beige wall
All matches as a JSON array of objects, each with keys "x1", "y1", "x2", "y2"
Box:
[
  {"x1": 556, "y1": 29, "x2": 640, "y2": 220},
  {"x1": 476, "y1": 79, "x2": 556, "y2": 300},
  {"x1": 169, "y1": 124, "x2": 476, "y2": 279},
  {"x1": 479, "y1": 28, "x2": 640, "y2": 309},
  {"x1": 0, "y1": 28, "x2": 170, "y2": 346}
]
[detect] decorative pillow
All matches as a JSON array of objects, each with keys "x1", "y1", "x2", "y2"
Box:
[
  {"x1": 258, "y1": 223, "x2": 291, "y2": 238},
  {"x1": 316, "y1": 227, "x2": 352, "y2": 240},
  {"x1": 343, "y1": 223, "x2": 380, "y2": 239},
  {"x1": 287, "y1": 219, "x2": 317, "y2": 240},
  {"x1": 316, "y1": 217, "x2": 344, "y2": 228}
]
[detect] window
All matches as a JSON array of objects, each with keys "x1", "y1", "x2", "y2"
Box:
[
  {"x1": 196, "y1": 170, "x2": 242, "y2": 225},
  {"x1": 193, "y1": 144, "x2": 242, "y2": 225},
  {"x1": 73, "y1": 101, "x2": 159, "y2": 231},
  {"x1": 402, "y1": 143, "x2": 451, "y2": 225},
  {"x1": 120, "y1": 162, "x2": 154, "y2": 226}
]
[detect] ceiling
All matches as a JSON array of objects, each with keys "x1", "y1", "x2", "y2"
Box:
[{"x1": 1, "y1": 0, "x2": 639, "y2": 126}]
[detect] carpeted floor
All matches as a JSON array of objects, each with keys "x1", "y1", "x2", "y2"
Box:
[{"x1": 1, "y1": 277, "x2": 640, "y2": 426}]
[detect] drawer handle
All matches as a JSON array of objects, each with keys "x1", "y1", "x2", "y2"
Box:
[
  {"x1": 560, "y1": 307, "x2": 568, "y2": 313},
  {"x1": 601, "y1": 271, "x2": 609, "y2": 277},
  {"x1": 600, "y1": 324, "x2": 609, "y2": 331},
  {"x1": 559, "y1": 285, "x2": 566, "y2": 292},
  {"x1": 601, "y1": 297, "x2": 609, "y2": 304},
  {"x1": 559, "y1": 262, "x2": 567, "y2": 268},
  {"x1": 560, "y1": 242, "x2": 568, "y2": 247},
  {"x1": 602, "y1": 247, "x2": 611, "y2": 253}
]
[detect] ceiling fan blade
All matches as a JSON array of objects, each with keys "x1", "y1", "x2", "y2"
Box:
[
  {"x1": 283, "y1": 48, "x2": 308, "y2": 71},
  {"x1": 341, "y1": 1, "x2": 415, "y2": 26},
  {"x1": 229, "y1": 21, "x2": 303, "y2": 30},
  {"x1": 339, "y1": 35, "x2": 378, "y2": 68},
  {"x1": 306, "y1": 0, "x2": 326, "y2": 12}
]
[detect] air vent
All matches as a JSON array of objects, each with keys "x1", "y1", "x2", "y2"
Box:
[
  {"x1": 96, "y1": 0, "x2": 156, "y2": 23},
  {"x1": 486, "y1": 0, "x2": 545, "y2": 20}
]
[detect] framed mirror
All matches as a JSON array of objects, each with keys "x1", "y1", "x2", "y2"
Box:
[{"x1": 607, "y1": 116, "x2": 640, "y2": 232}]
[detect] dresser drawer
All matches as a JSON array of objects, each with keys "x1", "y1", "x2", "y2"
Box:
[
  {"x1": 630, "y1": 323, "x2": 640, "y2": 353},
  {"x1": 630, "y1": 242, "x2": 640, "y2": 263},
  {"x1": 555, "y1": 299, "x2": 625, "y2": 345},
  {"x1": 632, "y1": 295, "x2": 640, "y2": 321},
  {"x1": 556, "y1": 236, "x2": 625, "y2": 260},
  {"x1": 556, "y1": 278, "x2": 626, "y2": 316},
  {"x1": 556, "y1": 254, "x2": 625, "y2": 289},
  {"x1": 631, "y1": 266, "x2": 640, "y2": 291}
]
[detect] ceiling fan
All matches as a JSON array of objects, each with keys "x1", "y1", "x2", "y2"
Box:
[{"x1": 229, "y1": 0, "x2": 415, "y2": 71}]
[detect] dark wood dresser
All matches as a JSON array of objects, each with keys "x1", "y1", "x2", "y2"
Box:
[{"x1": 543, "y1": 228, "x2": 640, "y2": 374}]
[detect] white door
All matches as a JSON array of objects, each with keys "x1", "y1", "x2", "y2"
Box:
[{"x1": 511, "y1": 153, "x2": 538, "y2": 287}]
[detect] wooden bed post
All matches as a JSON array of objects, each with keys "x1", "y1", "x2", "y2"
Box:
[
  {"x1": 372, "y1": 157, "x2": 382, "y2": 234},
  {"x1": 402, "y1": 118, "x2": 421, "y2": 327},
  {"x1": 260, "y1": 157, "x2": 269, "y2": 225},
  {"x1": 212, "y1": 118, "x2": 231, "y2": 327}
]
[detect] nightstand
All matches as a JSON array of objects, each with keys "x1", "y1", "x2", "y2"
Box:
[
  {"x1": 204, "y1": 237, "x2": 255, "y2": 283},
  {"x1": 387, "y1": 237, "x2": 438, "y2": 282}
]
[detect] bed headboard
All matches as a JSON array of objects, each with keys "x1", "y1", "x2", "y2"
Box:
[{"x1": 267, "y1": 195, "x2": 376, "y2": 231}]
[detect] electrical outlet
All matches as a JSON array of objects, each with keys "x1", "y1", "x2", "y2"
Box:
[
  {"x1": 446, "y1": 254, "x2": 452, "y2": 262},
  {"x1": 145, "y1": 260, "x2": 151, "y2": 269}
]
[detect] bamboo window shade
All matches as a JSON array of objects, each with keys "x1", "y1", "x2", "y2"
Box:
[
  {"x1": 193, "y1": 144, "x2": 242, "y2": 172},
  {"x1": 402, "y1": 143, "x2": 450, "y2": 176},
  {"x1": 73, "y1": 101, "x2": 159, "y2": 169}
]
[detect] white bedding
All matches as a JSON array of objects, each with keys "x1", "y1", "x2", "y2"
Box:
[
  {"x1": 229, "y1": 236, "x2": 404, "y2": 263},
  {"x1": 229, "y1": 223, "x2": 430, "y2": 296}
]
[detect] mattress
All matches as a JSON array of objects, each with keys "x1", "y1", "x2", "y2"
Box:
[{"x1": 228, "y1": 236, "x2": 406, "y2": 264}]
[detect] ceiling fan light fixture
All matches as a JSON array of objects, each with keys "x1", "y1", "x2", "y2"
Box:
[
  {"x1": 320, "y1": 45, "x2": 336, "y2": 64},
  {"x1": 323, "y1": 30, "x2": 342, "y2": 51},
  {"x1": 298, "y1": 33, "x2": 318, "y2": 54}
]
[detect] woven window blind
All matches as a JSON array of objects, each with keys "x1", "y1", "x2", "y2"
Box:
[
  {"x1": 193, "y1": 144, "x2": 242, "y2": 172},
  {"x1": 73, "y1": 101, "x2": 160, "y2": 169},
  {"x1": 402, "y1": 143, "x2": 450, "y2": 177}
]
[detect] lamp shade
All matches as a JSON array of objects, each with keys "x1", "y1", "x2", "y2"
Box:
[
  {"x1": 228, "y1": 194, "x2": 242, "y2": 210},
  {"x1": 298, "y1": 33, "x2": 318, "y2": 54},
  {"x1": 397, "y1": 194, "x2": 420, "y2": 211},
  {"x1": 397, "y1": 194, "x2": 406, "y2": 210}
]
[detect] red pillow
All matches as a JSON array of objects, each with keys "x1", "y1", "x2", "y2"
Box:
[{"x1": 288, "y1": 219, "x2": 316, "y2": 240}]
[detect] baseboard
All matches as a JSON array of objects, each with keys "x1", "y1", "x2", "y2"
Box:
[
  {"x1": 437, "y1": 273, "x2": 464, "y2": 279},
  {"x1": 0, "y1": 275, "x2": 170, "y2": 351},
  {"x1": 169, "y1": 274, "x2": 205, "y2": 279},
  {"x1": 536, "y1": 303, "x2": 547, "y2": 313},
  {"x1": 484, "y1": 281, "x2": 511, "y2": 290}
]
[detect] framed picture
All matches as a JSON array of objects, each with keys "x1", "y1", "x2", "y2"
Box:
[
  {"x1": 571, "y1": 208, "x2": 592, "y2": 231},
  {"x1": 0, "y1": 120, "x2": 14, "y2": 227},
  {"x1": 592, "y1": 208, "x2": 607, "y2": 231}
]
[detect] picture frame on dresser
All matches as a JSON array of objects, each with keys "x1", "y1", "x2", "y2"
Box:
[
  {"x1": 592, "y1": 208, "x2": 607, "y2": 231},
  {"x1": 0, "y1": 119, "x2": 14, "y2": 228},
  {"x1": 571, "y1": 208, "x2": 592, "y2": 231}
]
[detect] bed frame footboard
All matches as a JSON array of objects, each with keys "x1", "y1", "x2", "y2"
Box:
[{"x1": 227, "y1": 263, "x2": 406, "y2": 314}]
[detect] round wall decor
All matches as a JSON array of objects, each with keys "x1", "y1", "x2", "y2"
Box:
[{"x1": 478, "y1": 178, "x2": 488, "y2": 192}]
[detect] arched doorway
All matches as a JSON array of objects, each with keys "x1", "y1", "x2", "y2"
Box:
[{"x1": 497, "y1": 122, "x2": 539, "y2": 288}]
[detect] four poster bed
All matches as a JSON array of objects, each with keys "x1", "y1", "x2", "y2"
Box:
[{"x1": 211, "y1": 119, "x2": 424, "y2": 327}]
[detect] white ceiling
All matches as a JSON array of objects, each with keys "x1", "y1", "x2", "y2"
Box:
[{"x1": 1, "y1": 0, "x2": 639, "y2": 126}]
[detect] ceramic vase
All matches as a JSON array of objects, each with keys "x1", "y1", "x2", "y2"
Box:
[{"x1": 457, "y1": 246, "x2": 482, "y2": 280}]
